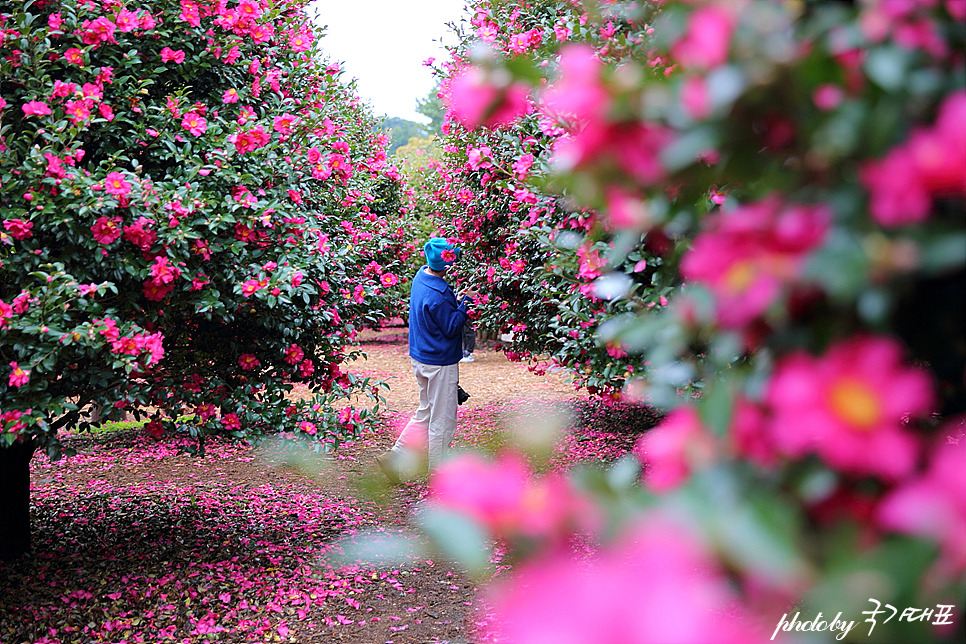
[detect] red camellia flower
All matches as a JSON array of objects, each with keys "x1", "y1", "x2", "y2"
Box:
[
  {"x1": 238, "y1": 353, "x2": 260, "y2": 370},
  {"x1": 284, "y1": 344, "x2": 304, "y2": 365},
  {"x1": 221, "y1": 413, "x2": 241, "y2": 431},
  {"x1": 380, "y1": 273, "x2": 399, "y2": 287},
  {"x1": 144, "y1": 419, "x2": 165, "y2": 439},
  {"x1": 91, "y1": 216, "x2": 123, "y2": 244}
]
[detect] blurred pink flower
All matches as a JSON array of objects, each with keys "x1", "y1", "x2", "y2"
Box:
[
  {"x1": 766, "y1": 335, "x2": 935, "y2": 480},
  {"x1": 672, "y1": 5, "x2": 735, "y2": 70},
  {"x1": 878, "y1": 437, "x2": 966, "y2": 573},
  {"x1": 681, "y1": 75, "x2": 712, "y2": 120},
  {"x1": 680, "y1": 197, "x2": 830, "y2": 328},
  {"x1": 543, "y1": 44, "x2": 609, "y2": 125},
  {"x1": 861, "y1": 89, "x2": 966, "y2": 227},
  {"x1": 485, "y1": 516, "x2": 762, "y2": 644},
  {"x1": 446, "y1": 67, "x2": 531, "y2": 130},
  {"x1": 431, "y1": 452, "x2": 585, "y2": 539},
  {"x1": 634, "y1": 406, "x2": 716, "y2": 492}
]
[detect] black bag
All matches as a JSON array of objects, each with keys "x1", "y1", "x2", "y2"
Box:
[{"x1": 457, "y1": 385, "x2": 470, "y2": 406}]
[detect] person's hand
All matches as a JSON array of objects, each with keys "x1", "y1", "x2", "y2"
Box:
[{"x1": 457, "y1": 285, "x2": 479, "y2": 301}]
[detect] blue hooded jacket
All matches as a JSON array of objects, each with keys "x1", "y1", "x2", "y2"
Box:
[{"x1": 408, "y1": 266, "x2": 468, "y2": 366}]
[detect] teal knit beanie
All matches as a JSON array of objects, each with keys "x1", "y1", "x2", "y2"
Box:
[{"x1": 424, "y1": 237, "x2": 460, "y2": 271}]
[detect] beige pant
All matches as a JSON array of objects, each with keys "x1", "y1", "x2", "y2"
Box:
[{"x1": 391, "y1": 358, "x2": 459, "y2": 470}]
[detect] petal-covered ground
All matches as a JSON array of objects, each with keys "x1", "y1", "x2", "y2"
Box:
[{"x1": 1, "y1": 324, "x2": 656, "y2": 644}]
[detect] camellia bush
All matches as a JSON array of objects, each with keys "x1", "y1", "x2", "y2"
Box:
[
  {"x1": 398, "y1": 0, "x2": 965, "y2": 642},
  {"x1": 0, "y1": 0, "x2": 408, "y2": 557}
]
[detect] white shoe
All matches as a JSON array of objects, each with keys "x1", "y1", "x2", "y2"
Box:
[{"x1": 460, "y1": 354, "x2": 475, "y2": 362}]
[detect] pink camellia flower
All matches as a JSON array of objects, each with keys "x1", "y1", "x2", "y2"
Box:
[
  {"x1": 680, "y1": 196, "x2": 830, "y2": 329},
  {"x1": 104, "y1": 171, "x2": 131, "y2": 197},
  {"x1": 0, "y1": 301, "x2": 12, "y2": 328},
  {"x1": 115, "y1": 8, "x2": 139, "y2": 32},
  {"x1": 284, "y1": 344, "x2": 304, "y2": 365},
  {"x1": 878, "y1": 436, "x2": 966, "y2": 573},
  {"x1": 3, "y1": 219, "x2": 33, "y2": 240},
  {"x1": 380, "y1": 273, "x2": 399, "y2": 287},
  {"x1": 143, "y1": 279, "x2": 175, "y2": 302},
  {"x1": 181, "y1": 112, "x2": 207, "y2": 136},
  {"x1": 299, "y1": 358, "x2": 315, "y2": 378},
  {"x1": 299, "y1": 420, "x2": 317, "y2": 435},
  {"x1": 64, "y1": 99, "x2": 92, "y2": 125},
  {"x1": 273, "y1": 113, "x2": 297, "y2": 134},
  {"x1": 98, "y1": 103, "x2": 115, "y2": 121},
  {"x1": 8, "y1": 362, "x2": 30, "y2": 388},
  {"x1": 633, "y1": 406, "x2": 716, "y2": 492},
  {"x1": 289, "y1": 30, "x2": 312, "y2": 52},
  {"x1": 512, "y1": 153, "x2": 534, "y2": 177},
  {"x1": 241, "y1": 279, "x2": 263, "y2": 296},
  {"x1": 672, "y1": 5, "x2": 735, "y2": 70},
  {"x1": 440, "y1": 249, "x2": 457, "y2": 263},
  {"x1": 160, "y1": 47, "x2": 185, "y2": 64},
  {"x1": 446, "y1": 66, "x2": 531, "y2": 130},
  {"x1": 222, "y1": 88, "x2": 240, "y2": 103},
  {"x1": 64, "y1": 48, "x2": 84, "y2": 65},
  {"x1": 123, "y1": 217, "x2": 156, "y2": 251},
  {"x1": 91, "y1": 216, "x2": 122, "y2": 244},
  {"x1": 485, "y1": 515, "x2": 763, "y2": 644},
  {"x1": 765, "y1": 334, "x2": 935, "y2": 480},
  {"x1": 78, "y1": 283, "x2": 99, "y2": 296},
  {"x1": 467, "y1": 146, "x2": 493, "y2": 170},
  {"x1": 142, "y1": 331, "x2": 164, "y2": 365},
  {"x1": 238, "y1": 353, "x2": 260, "y2": 371},
  {"x1": 149, "y1": 256, "x2": 181, "y2": 285},
  {"x1": 179, "y1": 0, "x2": 201, "y2": 26},
  {"x1": 221, "y1": 413, "x2": 241, "y2": 431},
  {"x1": 22, "y1": 100, "x2": 51, "y2": 116}
]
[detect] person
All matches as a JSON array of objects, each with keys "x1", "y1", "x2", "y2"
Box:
[
  {"x1": 460, "y1": 320, "x2": 476, "y2": 362},
  {"x1": 377, "y1": 237, "x2": 476, "y2": 483}
]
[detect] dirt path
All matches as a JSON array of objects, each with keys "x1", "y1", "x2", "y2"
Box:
[{"x1": 4, "y1": 321, "x2": 585, "y2": 644}]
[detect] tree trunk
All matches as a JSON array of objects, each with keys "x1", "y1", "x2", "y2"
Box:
[{"x1": 0, "y1": 439, "x2": 37, "y2": 561}]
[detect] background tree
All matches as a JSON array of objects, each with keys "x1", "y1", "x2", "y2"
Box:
[
  {"x1": 379, "y1": 116, "x2": 427, "y2": 155},
  {"x1": 414, "y1": 83, "x2": 445, "y2": 134},
  {"x1": 0, "y1": 0, "x2": 406, "y2": 559}
]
